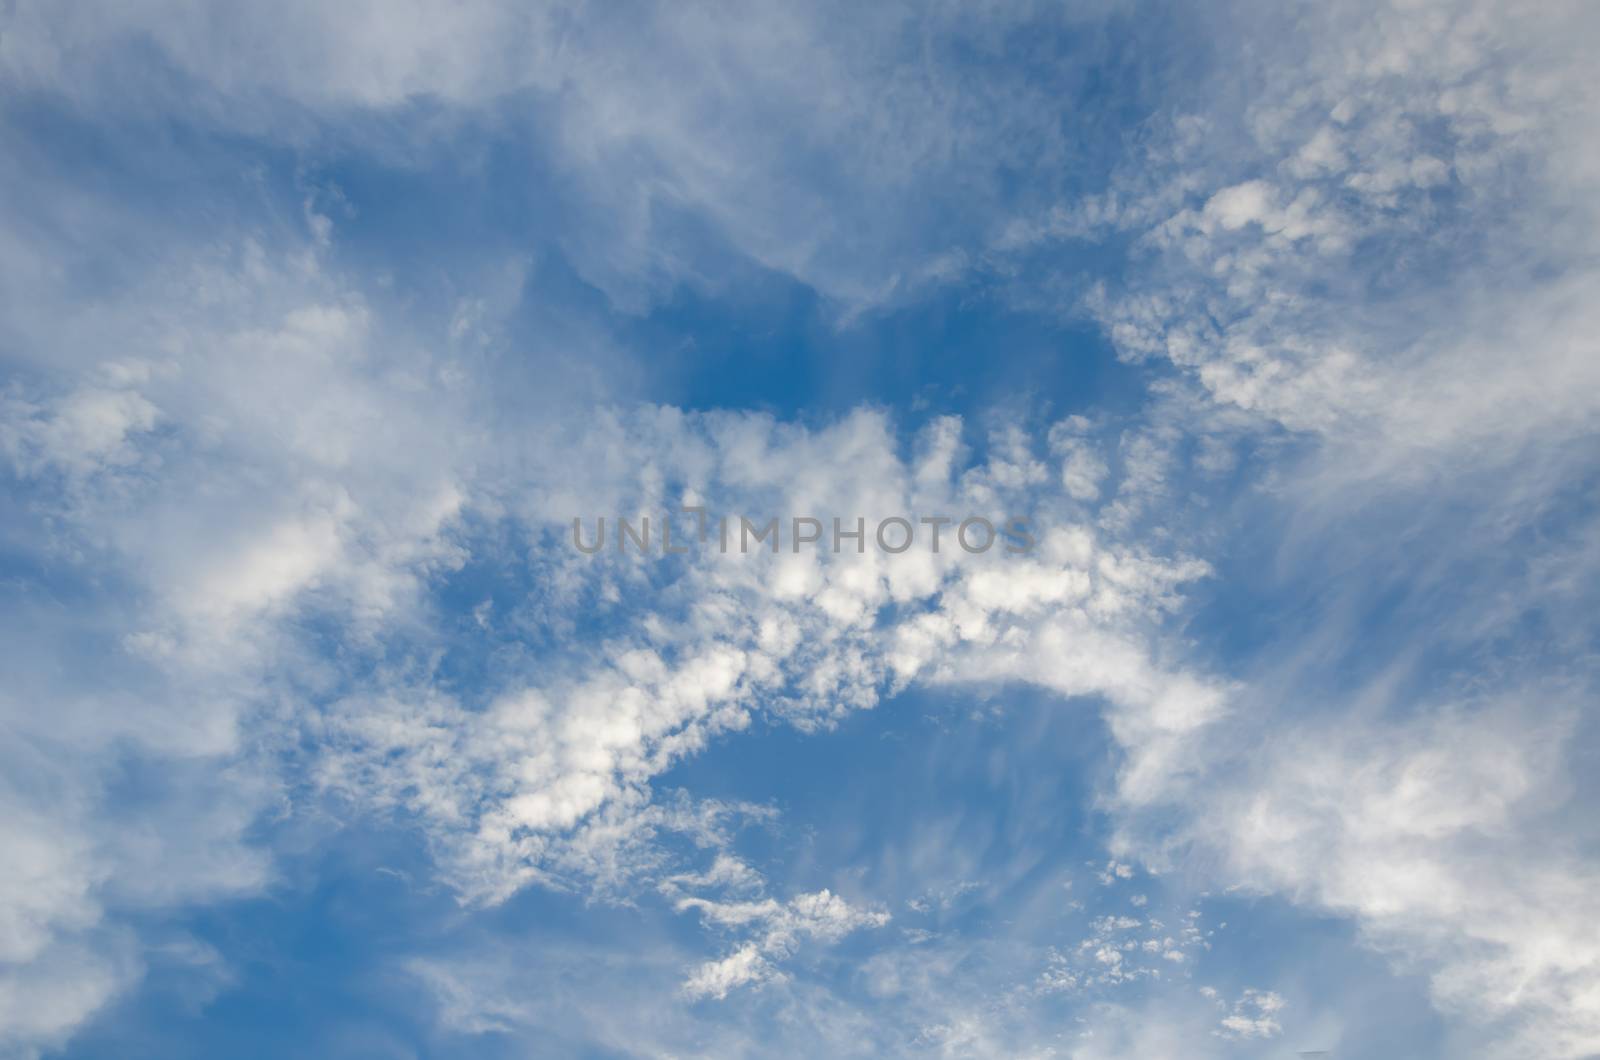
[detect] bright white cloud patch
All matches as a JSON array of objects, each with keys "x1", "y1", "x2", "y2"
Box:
[{"x1": 312, "y1": 404, "x2": 1223, "y2": 903}]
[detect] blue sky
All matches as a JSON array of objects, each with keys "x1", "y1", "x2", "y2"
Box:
[{"x1": 2, "y1": 2, "x2": 1599, "y2": 1058}]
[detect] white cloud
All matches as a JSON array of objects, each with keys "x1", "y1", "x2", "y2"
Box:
[
  {"x1": 0, "y1": 220, "x2": 484, "y2": 1050},
  {"x1": 1156, "y1": 699, "x2": 1600, "y2": 1056},
  {"x1": 972, "y1": 3, "x2": 1600, "y2": 1054},
  {"x1": 3, "y1": 1, "x2": 1599, "y2": 1055},
  {"x1": 0, "y1": 385, "x2": 160, "y2": 478},
  {"x1": 310, "y1": 406, "x2": 1225, "y2": 902},
  {"x1": 676, "y1": 888, "x2": 889, "y2": 1001},
  {"x1": 1216, "y1": 988, "x2": 1286, "y2": 1041},
  {"x1": 683, "y1": 943, "x2": 777, "y2": 1002}
]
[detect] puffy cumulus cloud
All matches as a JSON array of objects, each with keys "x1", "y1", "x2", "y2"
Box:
[
  {"x1": 313, "y1": 403, "x2": 1225, "y2": 903},
  {"x1": 990, "y1": 0, "x2": 1600, "y2": 486},
  {"x1": 1031, "y1": 0, "x2": 1600, "y2": 467},
  {"x1": 0, "y1": 191, "x2": 1222, "y2": 1050},
  {"x1": 0, "y1": 209, "x2": 503, "y2": 1052},
  {"x1": 6, "y1": 1, "x2": 1600, "y2": 1055},
  {"x1": 1134, "y1": 696, "x2": 1600, "y2": 1058},
  {"x1": 1093, "y1": 457, "x2": 1600, "y2": 1058},
  {"x1": 965, "y1": 2, "x2": 1600, "y2": 1055},
  {"x1": 0, "y1": 113, "x2": 1223, "y2": 1039}
]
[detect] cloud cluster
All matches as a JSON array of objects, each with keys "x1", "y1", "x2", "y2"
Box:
[
  {"x1": 974, "y1": 3, "x2": 1600, "y2": 1054},
  {"x1": 0, "y1": 211, "x2": 1221, "y2": 1051},
  {"x1": 675, "y1": 883, "x2": 890, "y2": 1001},
  {"x1": 4, "y1": 0, "x2": 1600, "y2": 1056},
  {"x1": 314, "y1": 403, "x2": 1223, "y2": 903}
]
